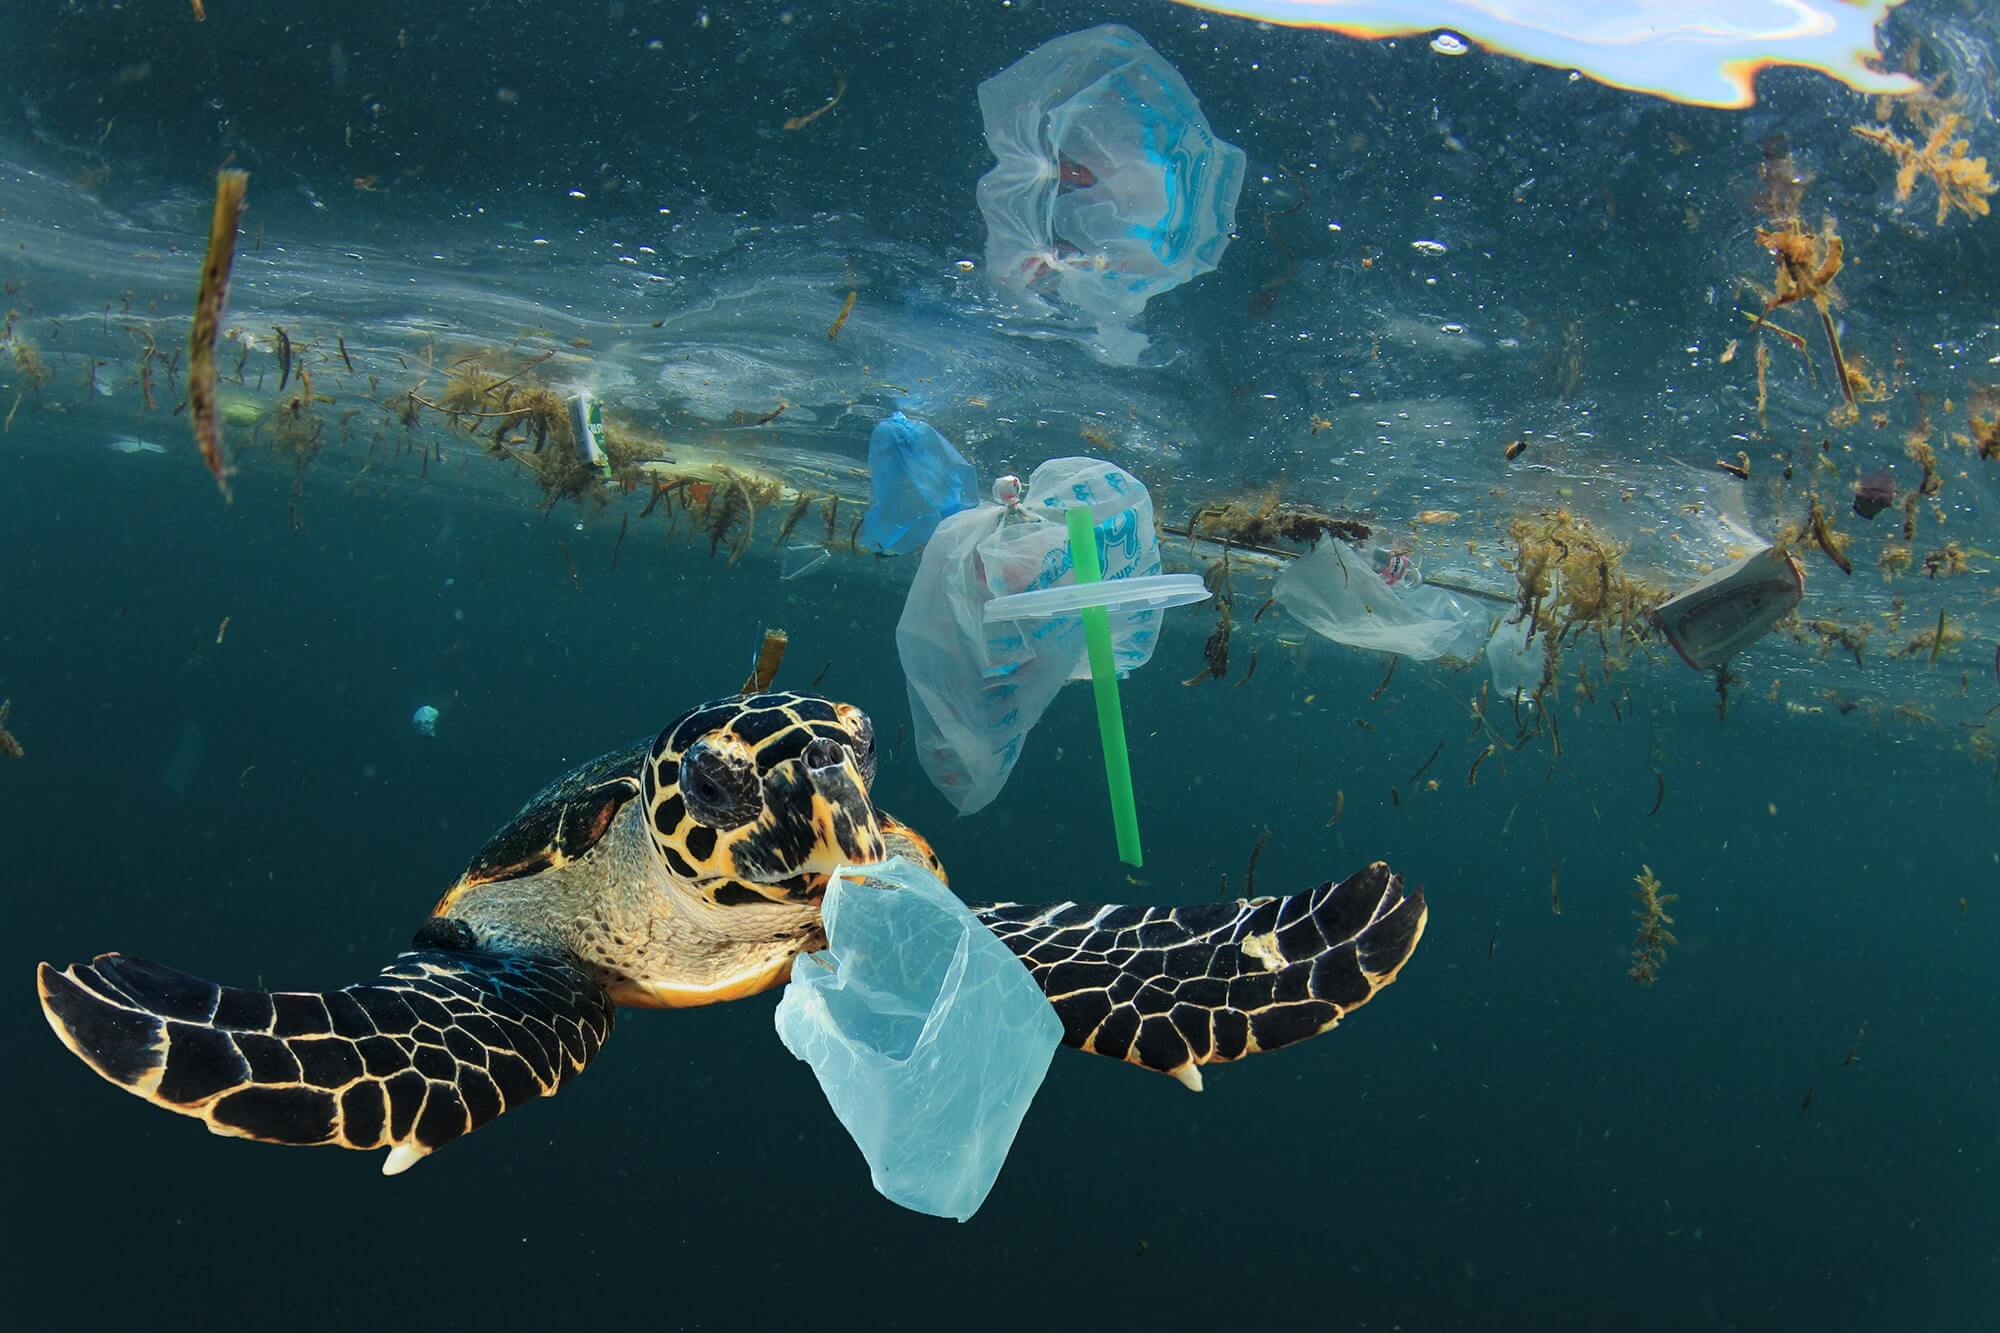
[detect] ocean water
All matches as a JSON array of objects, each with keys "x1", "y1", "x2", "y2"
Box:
[{"x1": 3, "y1": 2, "x2": 1997, "y2": 1329}]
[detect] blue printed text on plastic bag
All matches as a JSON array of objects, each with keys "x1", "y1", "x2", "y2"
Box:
[
  {"x1": 977, "y1": 25, "x2": 1245, "y2": 364},
  {"x1": 858, "y1": 411, "x2": 978, "y2": 556},
  {"x1": 773, "y1": 858, "x2": 1063, "y2": 1222}
]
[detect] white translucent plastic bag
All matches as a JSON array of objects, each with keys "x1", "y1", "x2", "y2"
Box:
[
  {"x1": 1275, "y1": 539, "x2": 1488, "y2": 662},
  {"x1": 774, "y1": 858, "x2": 1063, "y2": 1222},
  {"x1": 977, "y1": 24, "x2": 1246, "y2": 363},
  {"x1": 898, "y1": 457, "x2": 1165, "y2": 814}
]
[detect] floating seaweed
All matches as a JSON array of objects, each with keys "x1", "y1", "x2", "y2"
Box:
[
  {"x1": 0, "y1": 698, "x2": 21, "y2": 759},
  {"x1": 1852, "y1": 112, "x2": 1996, "y2": 224},
  {"x1": 1795, "y1": 495, "x2": 1854, "y2": 576},
  {"x1": 1628, "y1": 865, "x2": 1678, "y2": 986},
  {"x1": 1798, "y1": 617, "x2": 1871, "y2": 667},
  {"x1": 1188, "y1": 491, "x2": 1370, "y2": 552},
  {"x1": 1509, "y1": 509, "x2": 1663, "y2": 655},
  {"x1": 1183, "y1": 599, "x2": 1231, "y2": 686},
  {"x1": 6, "y1": 332, "x2": 52, "y2": 390}
]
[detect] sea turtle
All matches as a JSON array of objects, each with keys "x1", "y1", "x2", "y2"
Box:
[{"x1": 37, "y1": 689, "x2": 1427, "y2": 1177}]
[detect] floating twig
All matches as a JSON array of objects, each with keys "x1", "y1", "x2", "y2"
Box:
[
  {"x1": 1368, "y1": 654, "x2": 1399, "y2": 701},
  {"x1": 1243, "y1": 828, "x2": 1272, "y2": 898},
  {"x1": 609, "y1": 512, "x2": 629, "y2": 571},
  {"x1": 740, "y1": 627, "x2": 790, "y2": 694},
  {"x1": 784, "y1": 67, "x2": 847, "y2": 131},
  {"x1": 1468, "y1": 743, "x2": 1495, "y2": 787},
  {"x1": 1405, "y1": 737, "x2": 1445, "y2": 789},
  {"x1": 827, "y1": 289, "x2": 857, "y2": 342},
  {"x1": 189, "y1": 168, "x2": 248, "y2": 501}
]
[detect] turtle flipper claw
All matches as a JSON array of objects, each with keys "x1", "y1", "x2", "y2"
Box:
[
  {"x1": 973, "y1": 861, "x2": 1426, "y2": 1089},
  {"x1": 37, "y1": 946, "x2": 613, "y2": 1173}
]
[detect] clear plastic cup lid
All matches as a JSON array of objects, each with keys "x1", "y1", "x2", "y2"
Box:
[{"x1": 982, "y1": 573, "x2": 1210, "y2": 622}]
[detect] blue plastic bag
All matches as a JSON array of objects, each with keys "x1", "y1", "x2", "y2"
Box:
[
  {"x1": 977, "y1": 25, "x2": 1245, "y2": 363},
  {"x1": 773, "y1": 857, "x2": 1063, "y2": 1222},
  {"x1": 857, "y1": 411, "x2": 977, "y2": 556}
]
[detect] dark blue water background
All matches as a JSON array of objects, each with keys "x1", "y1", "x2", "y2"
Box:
[{"x1": 3, "y1": 1, "x2": 1998, "y2": 1329}]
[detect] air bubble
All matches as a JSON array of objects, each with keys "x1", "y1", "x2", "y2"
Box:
[{"x1": 1430, "y1": 32, "x2": 1469, "y2": 56}]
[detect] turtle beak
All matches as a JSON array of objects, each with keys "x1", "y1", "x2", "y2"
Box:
[{"x1": 801, "y1": 738, "x2": 886, "y2": 870}]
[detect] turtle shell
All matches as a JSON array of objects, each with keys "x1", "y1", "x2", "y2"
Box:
[{"x1": 454, "y1": 738, "x2": 649, "y2": 890}]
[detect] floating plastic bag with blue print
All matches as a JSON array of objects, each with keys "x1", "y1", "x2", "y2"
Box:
[
  {"x1": 976, "y1": 24, "x2": 1246, "y2": 364},
  {"x1": 896, "y1": 456, "x2": 1168, "y2": 814}
]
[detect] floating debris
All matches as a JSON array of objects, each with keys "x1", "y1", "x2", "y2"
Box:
[
  {"x1": 827, "y1": 289, "x2": 857, "y2": 342},
  {"x1": 784, "y1": 66, "x2": 847, "y2": 131},
  {"x1": 189, "y1": 169, "x2": 249, "y2": 502},
  {"x1": 1183, "y1": 600, "x2": 1231, "y2": 686},
  {"x1": 1802, "y1": 495, "x2": 1853, "y2": 575},
  {"x1": 741, "y1": 627, "x2": 790, "y2": 694},
  {"x1": 1852, "y1": 470, "x2": 1896, "y2": 519},
  {"x1": 0, "y1": 699, "x2": 21, "y2": 759}
]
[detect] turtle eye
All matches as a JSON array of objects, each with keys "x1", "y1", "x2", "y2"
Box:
[
  {"x1": 839, "y1": 706, "x2": 877, "y2": 787},
  {"x1": 679, "y1": 743, "x2": 761, "y2": 827}
]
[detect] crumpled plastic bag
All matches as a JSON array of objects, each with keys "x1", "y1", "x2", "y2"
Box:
[
  {"x1": 857, "y1": 411, "x2": 978, "y2": 556},
  {"x1": 977, "y1": 24, "x2": 1246, "y2": 364},
  {"x1": 774, "y1": 857, "x2": 1063, "y2": 1222},
  {"x1": 1275, "y1": 539, "x2": 1489, "y2": 663},
  {"x1": 898, "y1": 456, "x2": 1163, "y2": 814}
]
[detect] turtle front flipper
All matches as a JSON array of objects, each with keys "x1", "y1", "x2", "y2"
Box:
[
  {"x1": 36, "y1": 935, "x2": 612, "y2": 1175},
  {"x1": 972, "y1": 861, "x2": 1425, "y2": 1091}
]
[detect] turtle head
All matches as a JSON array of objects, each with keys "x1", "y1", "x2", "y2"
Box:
[{"x1": 642, "y1": 690, "x2": 885, "y2": 907}]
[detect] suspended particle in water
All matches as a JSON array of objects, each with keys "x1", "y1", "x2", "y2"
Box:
[
  {"x1": 1411, "y1": 239, "x2": 1448, "y2": 256},
  {"x1": 1429, "y1": 32, "x2": 1470, "y2": 57}
]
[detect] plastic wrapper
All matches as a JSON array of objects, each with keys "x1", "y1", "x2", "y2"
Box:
[
  {"x1": 898, "y1": 456, "x2": 1165, "y2": 814},
  {"x1": 774, "y1": 857, "x2": 1063, "y2": 1222},
  {"x1": 857, "y1": 411, "x2": 979, "y2": 556},
  {"x1": 1274, "y1": 539, "x2": 1489, "y2": 662},
  {"x1": 977, "y1": 24, "x2": 1246, "y2": 364}
]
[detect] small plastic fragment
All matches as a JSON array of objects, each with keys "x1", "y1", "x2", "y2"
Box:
[
  {"x1": 857, "y1": 411, "x2": 978, "y2": 556},
  {"x1": 780, "y1": 542, "x2": 831, "y2": 581},
  {"x1": 774, "y1": 858, "x2": 1063, "y2": 1222}
]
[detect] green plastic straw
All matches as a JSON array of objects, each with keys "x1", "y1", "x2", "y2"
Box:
[{"x1": 1065, "y1": 505, "x2": 1142, "y2": 867}]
